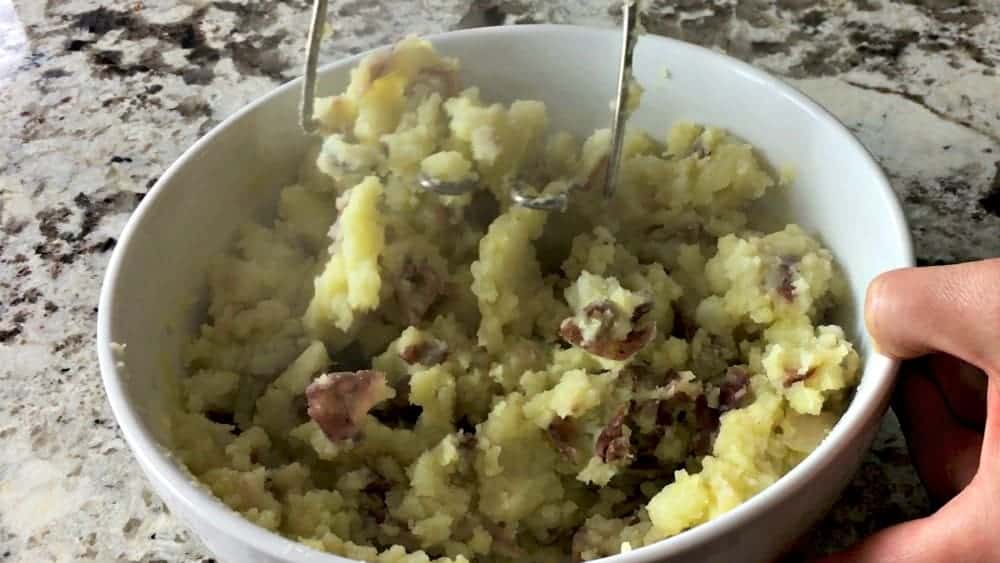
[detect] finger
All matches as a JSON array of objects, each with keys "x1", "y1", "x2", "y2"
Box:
[
  {"x1": 928, "y1": 354, "x2": 988, "y2": 429},
  {"x1": 866, "y1": 259, "x2": 1000, "y2": 375},
  {"x1": 894, "y1": 366, "x2": 982, "y2": 503},
  {"x1": 979, "y1": 378, "x2": 1000, "y2": 466},
  {"x1": 817, "y1": 501, "x2": 977, "y2": 563}
]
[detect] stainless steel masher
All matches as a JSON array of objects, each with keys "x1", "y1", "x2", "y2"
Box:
[{"x1": 299, "y1": 0, "x2": 640, "y2": 212}]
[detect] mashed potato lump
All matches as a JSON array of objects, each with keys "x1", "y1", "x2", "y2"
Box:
[{"x1": 172, "y1": 37, "x2": 860, "y2": 562}]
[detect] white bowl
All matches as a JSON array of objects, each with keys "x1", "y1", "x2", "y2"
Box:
[{"x1": 98, "y1": 24, "x2": 914, "y2": 563}]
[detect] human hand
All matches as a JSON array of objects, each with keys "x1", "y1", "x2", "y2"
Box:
[{"x1": 820, "y1": 259, "x2": 1000, "y2": 563}]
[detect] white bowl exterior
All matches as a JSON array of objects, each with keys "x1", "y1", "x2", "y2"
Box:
[{"x1": 98, "y1": 25, "x2": 913, "y2": 563}]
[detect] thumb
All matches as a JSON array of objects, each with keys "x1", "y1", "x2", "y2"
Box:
[
  {"x1": 866, "y1": 259, "x2": 1000, "y2": 376},
  {"x1": 818, "y1": 495, "x2": 979, "y2": 563}
]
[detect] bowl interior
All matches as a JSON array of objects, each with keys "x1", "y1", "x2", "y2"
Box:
[{"x1": 99, "y1": 25, "x2": 913, "y2": 562}]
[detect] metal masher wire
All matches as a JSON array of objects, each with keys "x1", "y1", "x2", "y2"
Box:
[
  {"x1": 604, "y1": 0, "x2": 639, "y2": 199},
  {"x1": 298, "y1": 0, "x2": 640, "y2": 211},
  {"x1": 300, "y1": 0, "x2": 327, "y2": 134}
]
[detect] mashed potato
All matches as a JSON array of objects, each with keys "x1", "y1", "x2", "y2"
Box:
[{"x1": 172, "y1": 37, "x2": 859, "y2": 562}]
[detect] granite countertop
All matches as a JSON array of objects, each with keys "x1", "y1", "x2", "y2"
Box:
[{"x1": 0, "y1": 0, "x2": 997, "y2": 561}]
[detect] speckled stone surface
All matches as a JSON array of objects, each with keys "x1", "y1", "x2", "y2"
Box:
[{"x1": 0, "y1": 0, "x2": 997, "y2": 561}]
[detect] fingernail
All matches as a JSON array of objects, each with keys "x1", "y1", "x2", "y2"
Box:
[{"x1": 865, "y1": 274, "x2": 886, "y2": 355}]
